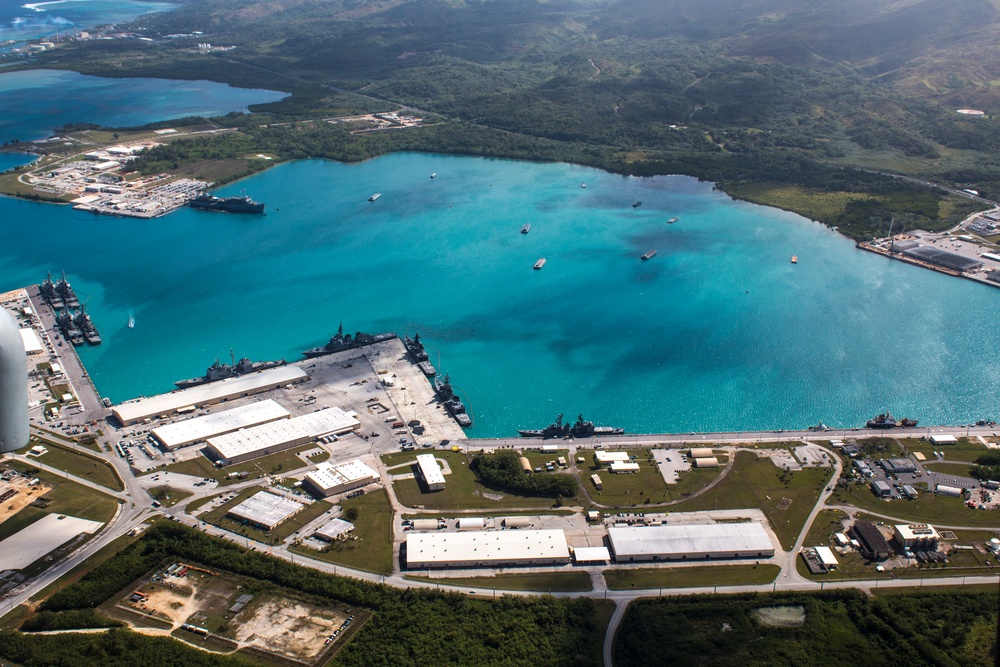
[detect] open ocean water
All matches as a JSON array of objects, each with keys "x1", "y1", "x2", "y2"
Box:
[{"x1": 2, "y1": 152, "x2": 1000, "y2": 436}]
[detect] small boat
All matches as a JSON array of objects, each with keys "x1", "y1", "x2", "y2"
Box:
[
  {"x1": 791, "y1": 255, "x2": 798, "y2": 264},
  {"x1": 581, "y1": 183, "x2": 587, "y2": 188},
  {"x1": 431, "y1": 173, "x2": 437, "y2": 179},
  {"x1": 641, "y1": 250, "x2": 657, "y2": 260},
  {"x1": 127, "y1": 314, "x2": 135, "y2": 329},
  {"x1": 534, "y1": 258, "x2": 546, "y2": 270},
  {"x1": 667, "y1": 217, "x2": 678, "y2": 224},
  {"x1": 521, "y1": 224, "x2": 531, "y2": 234},
  {"x1": 632, "y1": 201, "x2": 642, "y2": 208},
  {"x1": 369, "y1": 193, "x2": 381, "y2": 202}
]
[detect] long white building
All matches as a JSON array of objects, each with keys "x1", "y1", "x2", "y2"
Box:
[
  {"x1": 112, "y1": 366, "x2": 307, "y2": 425},
  {"x1": 303, "y1": 460, "x2": 379, "y2": 497},
  {"x1": 207, "y1": 407, "x2": 360, "y2": 465},
  {"x1": 415, "y1": 454, "x2": 445, "y2": 491},
  {"x1": 405, "y1": 529, "x2": 571, "y2": 569},
  {"x1": 151, "y1": 399, "x2": 290, "y2": 450},
  {"x1": 608, "y1": 523, "x2": 775, "y2": 562}
]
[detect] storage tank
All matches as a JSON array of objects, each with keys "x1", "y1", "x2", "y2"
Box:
[
  {"x1": 935, "y1": 484, "x2": 963, "y2": 497},
  {"x1": 411, "y1": 519, "x2": 440, "y2": 531},
  {"x1": 518, "y1": 456, "x2": 532, "y2": 473},
  {"x1": 0, "y1": 309, "x2": 29, "y2": 453},
  {"x1": 502, "y1": 516, "x2": 531, "y2": 529}
]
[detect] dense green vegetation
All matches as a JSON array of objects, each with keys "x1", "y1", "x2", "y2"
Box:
[
  {"x1": 472, "y1": 451, "x2": 578, "y2": 499},
  {"x1": 969, "y1": 452, "x2": 1000, "y2": 481},
  {"x1": 615, "y1": 590, "x2": 998, "y2": 666},
  {"x1": 17, "y1": 0, "x2": 1000, "y2": 239},
  {"x1": 20, "y1": 522, "x2": 604, "y2": 667}
]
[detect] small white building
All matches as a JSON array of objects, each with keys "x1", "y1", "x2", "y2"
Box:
[
  {"x1": 688, "y1": 448, "x2": 714, "y2": 459},
  {"x1": 416, "y1": 454, "x2": 445, "y2": 491},
  {"x1": 693, "y1": 456, "x2": 719, "y2": 468},
  {"x1": 929, "y1": 434, "x2": 957, "y2": 446},
  {"x1": 458, "y1": 517, "x2": 485, "y2": 530},
  {"x1": 594, "y1": 451, "x2": 630, "y2": 466},
  {"x1": 18, "y1": 328, "x2": 43, "y2": 355},
  {"x1": 572, "y1": 546, "x2": 611, "y2": 564},
  {"x1": 609, "y1": 461, "x2": 640, "y2": 474},
  {"x1": 303, "y1": 460, "x2": 379, "y2": 497},
  {"x1": 313, "y1": 518, "x2": 355, "y2": 541},
  {"x1": 814, "y1": 546, "x2": 839, "y2": 569},
  {"x1": 893, "y1": 524, "x2": 940, "y2": 550}
]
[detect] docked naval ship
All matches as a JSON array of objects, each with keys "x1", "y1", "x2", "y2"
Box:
[
  {"x1": 73, "y1": 306, "x2": 102, "y2": 346},
  {"x1": 518, "y1": 413, "x2": 624, "y2": 439},
  {"x1": 302, "y1": 324, "x2": 396, "y2": 358},
  {"x1": 866, "y1": 412, "x2": 918, "y2": 429},
  {"x1": 174, "y1": 351, "x2": 286, "y2": 389},
  {"x1": 55, "y1": 271, "x2": 81, "y2": 309},
  {"x1": 435, "y1": 374, "x2": 472, "y2": 427},
  {"x1": 39, "y1": 272, "x2": 65, "y2": 310},
  {"x1": 56, "y1": 310, "x2": 84, "y2": 346},
  {"x1": 189, "y1": 191, "x2": 265, "y2": 213},
  {"x1": 403, "y1": 333, "x2": 429, "y2": 362}
]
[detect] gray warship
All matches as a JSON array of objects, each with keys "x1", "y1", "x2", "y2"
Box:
[
  {"x1": 175, "y1": 350, "x2": 286, "y2": 389},
  {"x1": 302, "y1": 323, "x2": 396, "y2": 358}
]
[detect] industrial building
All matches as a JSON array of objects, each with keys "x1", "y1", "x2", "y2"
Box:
[
  {"x1": 18, "y1": 328, "x2": 43, "y2": 355},
  {"x1": 415, "y1": 454, "x2": 445, "y2": 491},
  {"x1": 313, "y1": 518, "x2": 355, "y2": 541},
  {"x1": 814, "y1": 546, "x2": 839, "y2": 569},
  {"x1": 594, "y1": 451, "x2": 631, "y2": 467},
  {"x1": 572, "y1": 546, "x2": 611, "y2": 564},
  {"x1": 112, "y1": 366, "x2": 308, "y2": 425},
  {"x1": 405, "y1": 529, "x2": 571, "y2": 569},
  {"x1": 302, "y1": 460, "x2": 379, "y2": 497},
  {"x1": 151, "y1": 400, "x2": 290, "y2": 450},
  {"x1": 929, "y1": 434, "x2": 957, "y2": 446},
  {"x1": 854, "y1": 460, "x2": 875, "y2": 477},
  {"x1": 688, "y1": 448, "x2": 714, "y2": 458},
  {"x1": 901, "y1": 246, "x2": 983, "y2": 273},
  {"x1": 850, "y1": 521, "x2": 891, "y2": 561},
  {"x1": 606, "y1": 523, "x2": 775, "y2": 562},
  {"x1": 892, "y1": 524, "x2": 940, "y2": 551},
  {"x1": 879, "y1": 458, "x2": 916, "y2": 475},
  {"x1": 609, "y1": 461, "x2": 640, "y2": 474},
  {"x1": 207, "y1": 407, "x2": 360, "y2": 465},
  {"x1": 870, "y1": 480, "x2": 892, "y2": 498},
  {"x1": 693, "y1": 456, "x2": 719, "y2": 468},
  {"x1": 227, "y1": 491, "x2": 305, "y2": 531}
]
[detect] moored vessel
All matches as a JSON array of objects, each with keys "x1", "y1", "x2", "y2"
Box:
[
  {"x1": 667, "y1": 217, "x2": 678, "y2": 224},
  {"x1": 518, "y1": 413, "x2": 624, "y2": 439},
  {"x1": 534, "y1": 258, "x2": 546, "y2": 270},
  {"x1": 174, "y1": 351, "x2": 286, "y2": 389},
  {"x1": 368, "y1": 193, "x2": 382, "y2": 202},
  {"x1": 791, "y1": 255, "x2": 798, "y2": 264},
  {"x1": 521, "y1": 224, "x2": 531, "y2": 234},
  {"x1": 641, "y1": 250, "x2": 656, "y2": 260},
  {"x1": 403, "y1": 333, "x2": 429, "y2": 362},
  {"x1": 632, "y1": 201, "x2": 642, "y2": 208},
  {"x1": 189, "y1": 190, "x2": 265, "y2": 213},
  {"x1": 302, "y1": 323, "x2": 396, "y2": 358}
]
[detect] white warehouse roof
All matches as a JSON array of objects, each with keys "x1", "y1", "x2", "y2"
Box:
[
  {"x1": 18, "y1": 328, "x2": 43, "y2": 354},
  {"x1": 595, "y1": 451, "x2": 631, "y2": 463},
  {"x1": 151, "y1": 399, "x2": 290, "y2": 449},
  {"x1": 305, "y1": 460, "x2": 378, "y2": 494},
  {"x1": 929, "y1": 435, "x2": 957, "y2": 445},
  {"x1": 113, "y1": 366, "x2": 307, "y2": 424},
  {"x1": 227, "y1": 491, "x2": 304, "y2": 530},
  {"x1": 573, "y1": 546, "x2": 611, "y2": 563},
  {"x1": 608, "y1": 523, "x2": 774, "y2": 560},
  {"x1": 208, "y1": 407, "x2": 359, "y2": 462},
  {"x1": 814, "y1": 545, "x2": 839, "y2": 567},
  {"x1": 416, "y1": 454, "x2": 445, "y2": 486},
  {"x1": 406, "y1": 529, "x2": 570, "y2": 568}
]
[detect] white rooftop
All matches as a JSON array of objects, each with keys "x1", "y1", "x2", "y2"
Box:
[
  {"x1": 151, "y1": 399, "x2": 290, "y2": 448},
  {"x1": 416, "y1": 454, "x2": 445, "y2": 486},
  {"x1": 0, "y1": 514, "x2": 103, "y2": 570},
  {"x1": 18, "y1": 327, "x2": 43, "y2": 354},
  {"x1": 608, "y1": 523, "x2": 774, "y2": 558},
  {"x1": 406, "y1": 529, "x2": 570, "y2": 567},
  {"x1": 314, "y1": 518, "x2": 355, "y2": 540},
  {"x1": 814, "y1": 545, "x2": 839, "y2": 567},
  {"x1": 228, "y1": 490, "x2": 303, "y2": 528},
  {"x1": 894, "y1": 523, "x2": 940, "y2": 541},
  {"x1": 113, "y1": 366, "x2": 307, "y2": 424},
  {"x1": 595, "y1": 451, "x2": 631, "y2": 463},
  {"x1": 208, "y1": 407, "x2": 359, "y2": 461},
  {"x1": 609, "y1": 461, "x2": 640, "y2": 472},
  {"x1": 573, "y1": 546, "x2": 611, "y2": 563},
  {"x1": 305, "y1": 460, "x2": 378, "y2": 492}
]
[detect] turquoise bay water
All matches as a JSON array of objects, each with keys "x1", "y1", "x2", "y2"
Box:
[
  {"x1": 0, "y1": 0, "x2": 176, "y2": 45},
  {"x1": 0, "y1": 69, "x2": 287, "y2": 142},
  {"x1": 2, "y1": 153, "x2": 999, "y2": 436}
]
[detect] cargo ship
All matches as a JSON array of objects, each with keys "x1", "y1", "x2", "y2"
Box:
[
  {"x1": 641, "y1": 250, "x2": 656, "y2": 260},
  {"x1": 174, "y1": 351, "x2": 286, "y2": 389},
  {"x1": 189, "y1": 191, "x2": 265, "y2": 214},
  {"x1": 519, "y1": 413, "x2": 624, "y2": 439},
  {"x1": 302, "y1": 324, "x2": 396, "y2": 358}
]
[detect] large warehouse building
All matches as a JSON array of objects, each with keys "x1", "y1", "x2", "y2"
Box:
[
  {"x1": 405, "y1": 529, "x2": 571, "y2": 569},
  {"x1": 226, "y1": 490, "x2": 306, "y2": 531},
  {"x1": 303, "y1": 460, "x2": 379, "y2": 497},
  {"x1": 207, "y1": 407, "x2": 360, "y2": 465},
  {"x1": 112, "y1": 366, "x2": 307, "y2": 425},
  {"x1": 607, "y1": 523, "x2": 775, "y2": 562},
  {"x1": 151, "y1": 399, "x2": 291, "y2": 450}
]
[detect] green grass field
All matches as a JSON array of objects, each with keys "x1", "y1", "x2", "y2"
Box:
[
  {"x1": 165, "y1": 445, "x2": 325, "y2": 485},
  {"x1": 667, "y1": 452, "x2": 833, "y2": 549},
  {"x1": 384, "y1": 451, "x2": 568, "y2": 510},
  {"x1": 830, "y1": 481, "x2": 998, "y2": 527},
  {"x1": 21, "y1": 442, "x2": 124, "y2": 492},
  {"x1": 604, "y1": 564, "x2": 780, "y2": 590},
  {"x1": 290, "y1": 488, "x2": 394, "y2": 574},
  {"x1": 407, "y1": 571, "x2": 593, "y2": 593},
  {"x1": 899, "y1": 436, "x2": 988, "y2": 463}
]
